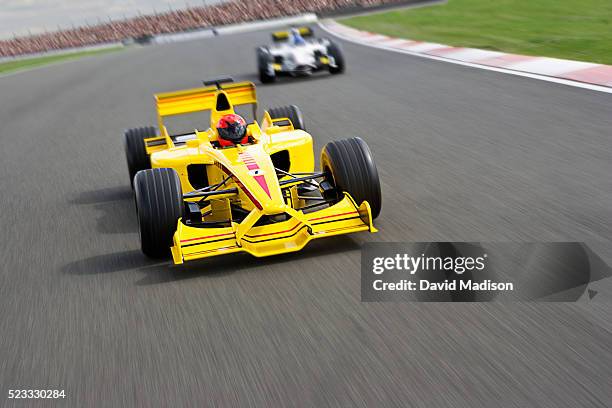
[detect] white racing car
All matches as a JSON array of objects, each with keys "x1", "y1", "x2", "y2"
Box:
[{"x1": 256, "y1": 27, "x2": 345, "y2": 83}]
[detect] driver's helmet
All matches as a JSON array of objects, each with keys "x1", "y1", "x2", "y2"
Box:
[
  {"x1": 290, "y1": 28, "x2": 306, "y2": 46},
  {"x1": 216, "y1": 114, "x2": 248, "y2": 147}
]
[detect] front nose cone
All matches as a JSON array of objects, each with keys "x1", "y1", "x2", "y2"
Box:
[
  {"x1": 294, "y1": 53, "x2": 314, "y2": 66},
  {"x1": 261, "y1": 202, "x2": 287, "y2": 215}
]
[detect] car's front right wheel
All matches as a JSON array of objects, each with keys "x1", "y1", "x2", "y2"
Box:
[
  {"x1": 134, "y1": 168, "x2": 184, "y2": 258},
  {"x1": 257, "y1": 47, "x2": 276, "y2": 83}
]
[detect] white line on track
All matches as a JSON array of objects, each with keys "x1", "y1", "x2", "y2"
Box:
[{"x1": 318, "y1": 22, "x2": 612, "y2": 95}]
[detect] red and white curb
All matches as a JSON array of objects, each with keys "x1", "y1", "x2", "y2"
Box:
[{"x1": 320, "y1": 20, "x2": 612, "y2": 94}]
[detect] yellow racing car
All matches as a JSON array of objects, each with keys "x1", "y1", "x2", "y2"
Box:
[{"x1": 124, "y1": 77, "x2": 381, "y2": 264}]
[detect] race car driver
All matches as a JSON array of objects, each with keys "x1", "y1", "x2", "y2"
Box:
[
  {"x1": 289, "y1": 28, "x2": 306, "y2": 46},
  {"x1": 216, "y1": 114, "x2": 249, "y2": 147}
]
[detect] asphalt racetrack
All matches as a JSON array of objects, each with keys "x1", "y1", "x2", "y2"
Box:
[{"x1": 0, "y1": 26, "x2": 611, "y2": 407}]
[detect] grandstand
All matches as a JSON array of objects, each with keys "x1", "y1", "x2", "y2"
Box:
[{"x1": 0, "y1": 0, "x2": 412, "y2": 57}]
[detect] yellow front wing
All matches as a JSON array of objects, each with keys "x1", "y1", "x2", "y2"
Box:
[{"x1": 171, "y1": 195, "x2": 376, "y2": 264}]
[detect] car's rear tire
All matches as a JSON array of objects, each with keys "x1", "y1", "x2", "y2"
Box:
[
  {"x1": 321, "y1": 137, "x2": 381, "y2": 219},
  {"x1": 125, "y1": 126, "x2": 155, "y2": 188},
  {"x1": 327, "y1": 40, "x2": 345, "y2": 74},
  {"x1": 134, "y1": 168, "x2": 184, "y2": 258},
  {"x1": 268, "y1": 105, "x2": 306, "y2": 131},
  {"x1": 257, "y1": 47, "x2": 276, "y2": 84}
]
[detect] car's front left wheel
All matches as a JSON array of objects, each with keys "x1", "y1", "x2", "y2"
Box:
[
  {"x1": 321, "y1": 137, "x2": 381, "y2": 219},
  {"x1": 327, "y1": 40, "x2": 345, "y2": 74},
  {"x1": 268, "y1": 104, "x2": 306, "y2": 131},
  {"x1": 134, "y1": 168, "x2": 184, "y2": 258}
]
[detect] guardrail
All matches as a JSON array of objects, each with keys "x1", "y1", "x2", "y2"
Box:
[
  {"x1": 214, "y1": 13, "x2": 318, "y2": 36},
  {"x1": 153, "y1": 29, "x2": 217, "y2": 44},
  {"x1": 151, "y1": 13, "x2": 318, "y2": 44}
]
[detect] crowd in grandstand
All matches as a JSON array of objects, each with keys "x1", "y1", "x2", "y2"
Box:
[{"x1": 0, "y1": 0, "x2": 408, "y2": 57}]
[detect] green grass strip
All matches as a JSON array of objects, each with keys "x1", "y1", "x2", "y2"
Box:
[
  {"x1": 342, "y1": 0, "x2": 612, "y2": 64},
  {"x1": 0, "y1": 46, "x2": 123, "y2": 74}
]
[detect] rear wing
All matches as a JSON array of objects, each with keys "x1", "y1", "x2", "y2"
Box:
[
  {"x1": 272, "y1": 27, "x2": 313, "y2": 42},
  {"x1": 154, "y1": 80, "x2": 257, "y2": 139},
  {"x1": 155, "y1": 81, "x2": 257, "y2": 117}
]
